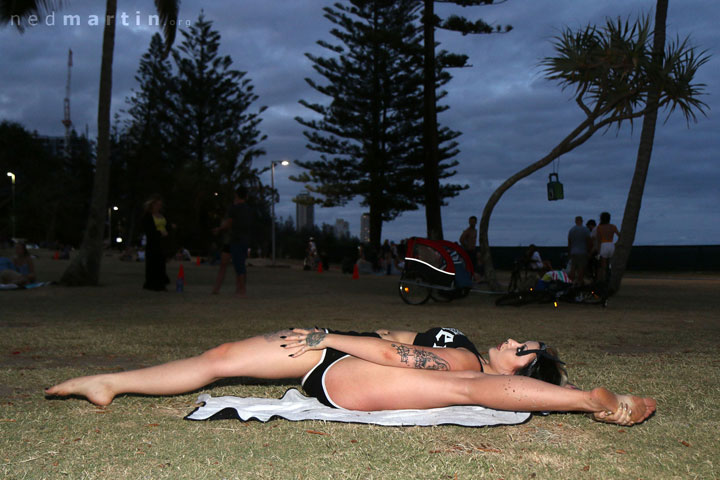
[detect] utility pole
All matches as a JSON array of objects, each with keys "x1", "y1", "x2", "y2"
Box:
[{"x1": 62, "y1": 49, "x2": 73, "y2": 158}]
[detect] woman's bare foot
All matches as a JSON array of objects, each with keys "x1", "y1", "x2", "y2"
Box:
[
  {"x1": 590, "y1": 387, "x2": 656, "y2": 426},
  {"x1": 45, "y1": 375, "x2": 116, "y2": 406}
]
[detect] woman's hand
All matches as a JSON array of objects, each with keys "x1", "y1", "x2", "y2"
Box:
[
  {"x1": 281, "y1": 328, "x2": 328, "y2": 358},
  {"x1": 592, "y1": 402, "x2": 634, "y2": 426}
]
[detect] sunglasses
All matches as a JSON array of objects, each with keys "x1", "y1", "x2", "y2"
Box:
[{"x1": 516, "y1": 342, "x2": 566, "y2": 372}]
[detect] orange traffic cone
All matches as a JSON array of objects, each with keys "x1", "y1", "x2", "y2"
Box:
[
  {"x1": 176, "y1": 265, "x2": 185, "y2": 292},
  {"x1": 352, "y1": 263, "x2": 359, "y2": 279},
  {"x1": 196, "y1": 256, "x2": 201, "y2": 266},
  {"x1": 317, "y1": 262, "x2": 323, "y2": 273},
  {"x1": 53, "y1": 251, "x2": 59, "y2": 260}
]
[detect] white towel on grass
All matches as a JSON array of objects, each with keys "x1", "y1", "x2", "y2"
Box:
[{"x1": 185, "y1": 388, "x2": 531, "y2": 427}]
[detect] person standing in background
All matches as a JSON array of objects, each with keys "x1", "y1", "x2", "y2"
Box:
[
  {"x1": 592, "y1": 212, "x2": 620, "y2": 282},
  {"x1": 141, "y1": 195, "x2": 171, "y2": 291},
  {"x1": 568, "y1": 216, "x2": 591, "y2": 285},
  {"x1": 459, "y1": 216, "x2": 480, "y2": 279},
  {"x1": 213, "y1": 186, "x2": 253, "y2": 296}
]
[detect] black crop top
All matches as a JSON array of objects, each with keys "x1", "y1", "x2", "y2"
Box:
[{"x1": 413, "y1": 327, "x2": 484, "y2": 371}]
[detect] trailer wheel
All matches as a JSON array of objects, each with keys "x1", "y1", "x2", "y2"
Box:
[
  {"x1": 430, "y1": 289, "x2": 454, "y2": 302},
  {"x1": 398, "y1": 274, "x2": 431, "y2": 305}
]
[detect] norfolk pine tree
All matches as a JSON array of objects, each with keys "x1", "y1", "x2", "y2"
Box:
[
  {"x1": 294, "y1": 0, "x2": 463, "y2": 248},
  {"x1": 169, "y1": 12, "x2": 267, "y2": 246},
  {"x1": 421, "y1": 0, "x2": 511, "y2": 240},
  {"x1": 119, "y1": 34, "x2": 177, "y2": 244}
]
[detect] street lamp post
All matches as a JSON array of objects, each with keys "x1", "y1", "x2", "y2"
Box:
[
  {"x1": 270, "y1": 160, "x2": 290, "y2": 265},
  {"x1": 107, "y1": 205, "x2": 118, "y2": 247},
  {"x1": 6, "y1": 172, "x2": 15, "y2": 239}
]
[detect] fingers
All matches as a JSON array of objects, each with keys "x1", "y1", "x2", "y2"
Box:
[
  {"x1": 280, "y1": 333, "x2": 309, "y2": 358},
  {"x1": 287, "y1": 346, "x2": 307, "y2": 358},
  {"x1": 595, "y1": 402, "x2": 635, "y2": 426},
  {"x1": 610, "y1": 402, "x2": 632, "y2": 426},
  {"x1": 279, "y1": 328, "x2": 326, "y2": 358}
]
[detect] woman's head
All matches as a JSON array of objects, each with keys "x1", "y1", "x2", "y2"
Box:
[
  {"x1": 488, "y1": 339, "x2": 568, "y2": 386},
  {"x1": 144, "y1": 194, "x2": 163, "y2": 213},
  {"x1": 515, "y1": 342, "x2": 568, "y2": 386},
  {"x1": 599, "y1": 211, "x2": 611, "y2": 225}
]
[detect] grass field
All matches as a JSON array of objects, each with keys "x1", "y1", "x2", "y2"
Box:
[{"x1": 2, "y1": 252, "x2": 719, "y2": 479}]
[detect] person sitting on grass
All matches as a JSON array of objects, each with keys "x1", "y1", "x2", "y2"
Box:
[
  {"x1": 525, "y1": 244, "x2": 552, "y2": 272},
  {"x1": 45, "y1": 327, "x2": 656, "y2": 427},
  {"x1": 0, "y1": 242, "x2": 36, "y2": 286}
]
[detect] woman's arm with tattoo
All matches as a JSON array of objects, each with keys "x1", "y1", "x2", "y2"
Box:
[{"x1": 282, "y1": 329, "x2": 475, "y2": 371}]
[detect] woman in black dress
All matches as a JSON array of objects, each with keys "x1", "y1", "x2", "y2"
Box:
[{"x1": 141, "y1": 195, "x2": 170, "y2": 291}]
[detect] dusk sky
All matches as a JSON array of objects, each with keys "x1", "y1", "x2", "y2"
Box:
[{"x1": 1, "y1": 0, "x2": 717, "y2": 246}]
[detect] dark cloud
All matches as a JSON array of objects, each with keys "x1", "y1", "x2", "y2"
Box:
[{"x1": 1, "y1": 0, "x2": 717, "y2": 245}]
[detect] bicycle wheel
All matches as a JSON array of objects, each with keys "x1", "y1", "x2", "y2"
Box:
[
  {"x1": 579, "y1": 289, "x2": 604, "y2": 305},
  {"x1": 398, "y1": 275, "x2": 431, "y2": 305},
  {"x1": 430, "y1": 289, "x2": 454, "y2": 302},
  {"x1": 560, "y1": 285, "x2": 608, "y2": 307},
  {"x1": 507, "y1": 270, "x2": 520, "y2": 292}
]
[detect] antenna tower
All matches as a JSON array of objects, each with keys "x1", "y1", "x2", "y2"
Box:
[{"x1": 62, "y1": 49, "x2": 73, "y2": 157}]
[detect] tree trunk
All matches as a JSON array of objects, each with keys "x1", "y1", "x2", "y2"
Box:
[
  {"x1": 478, "y1": 148, "x2": 567, "y2": 291},
  {"x1": 60, "y1": 0, "x2": 117, "y2": 286},
  {"x1": 422, "y1": 0, "x2": 443, "y2": 240},
  {"x1": 610, "y1": 0, "x2": 668, "y2": 293},
  {"x1": 368, "y1": 206, "x2": 383, "y2": 252},
  {"x1": 479, "y1": 115, "x2": 599, "y2": 290}
]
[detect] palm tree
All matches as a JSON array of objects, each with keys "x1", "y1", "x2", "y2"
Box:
[
  {"x1": 477, "y1": 13, "x2": 708, "y2": 290},
  {"x1": 610, "y1": 0, "x2": 678, "y2": 293},
  {"x1": 1, "y1": 0, "x2": 179, "y2": 285}
]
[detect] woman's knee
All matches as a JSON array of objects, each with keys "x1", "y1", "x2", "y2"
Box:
[{"x1": 200, "y1": 342, "x2": 237, "y2": 364}]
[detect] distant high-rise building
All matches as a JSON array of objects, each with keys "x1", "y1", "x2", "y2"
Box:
[
  {"x1": 37, "y1": 135, "x2": 67, "y2": 157},
  {"x1": 295, "y1": 193, "x2": 315, "y2": 231},
  {"x1": 334, "y1": 218, "x2": 350, "y2": 238},
  {"x1": 360, "y1": 213, "x2": 370, "y2": 243}
]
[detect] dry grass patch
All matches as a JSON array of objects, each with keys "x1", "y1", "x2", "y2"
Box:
[{"x1": 1, "y1": 252, "x2": 719, "y2": 479}]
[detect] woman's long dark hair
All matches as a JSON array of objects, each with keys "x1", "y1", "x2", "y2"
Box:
[{"x1": 516, "y1": 343, "x2": 568, "y2": 386}]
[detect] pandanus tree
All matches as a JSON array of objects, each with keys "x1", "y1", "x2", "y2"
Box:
[
  {"x1": 610, "y1": 0, "x2": 689, "y2": 293},
  {"x1": 478, "y1": 13, "x2": 708, "y2": 290},
  {"x1": 0, "y1": 0, "x2": 180, "y2": 285}
]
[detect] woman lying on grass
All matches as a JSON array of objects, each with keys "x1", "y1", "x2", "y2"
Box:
[{"x1": 45, "y1": 327, "x2": 656, "y2": 426}]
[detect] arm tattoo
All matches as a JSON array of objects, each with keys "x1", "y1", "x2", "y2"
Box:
[
  {"x1": 392, "y1": 344, "x2": 450, "y2": 371},
  {"x1": 305, "y1": 331, "x2": 327, "y2": 347}
]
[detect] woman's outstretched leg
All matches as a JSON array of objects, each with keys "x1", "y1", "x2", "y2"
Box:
[
  {"x1": 464, "y1": 374, "x2": 655, "y2": 424},
  {"x1": 460, "y1": 373, "x2": 656, "y2": 425},
  {"x1": 327, "y1": 361, "x2": 655, "y2": 425},
  {"x1": 45, "y1": 330, "x2": 322, "y2": 406}
]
